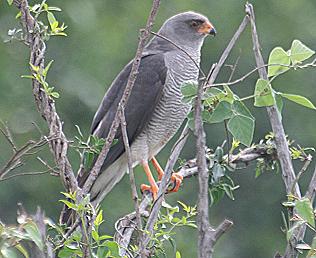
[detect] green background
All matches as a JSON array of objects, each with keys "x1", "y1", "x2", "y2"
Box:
[{"x1": 1, "y1": 0, "x2": 316, "y2": 257}]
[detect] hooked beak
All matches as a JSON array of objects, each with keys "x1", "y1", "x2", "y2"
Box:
[{"x1": 198, "y1": 21, "x2": 216, "y2": 36}]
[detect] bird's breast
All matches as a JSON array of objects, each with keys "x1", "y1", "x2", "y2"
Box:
[{"x1": 130, "y1": 50, "x2": 200, "y2": 164}]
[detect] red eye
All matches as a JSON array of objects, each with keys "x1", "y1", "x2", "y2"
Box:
[{"x1": 190, "y1": 21, "x2": 199, "y2": 27}]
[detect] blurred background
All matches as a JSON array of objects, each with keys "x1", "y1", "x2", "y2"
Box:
[{"x1": 1, "y1": 0, "x2": 316, "y2": 257}]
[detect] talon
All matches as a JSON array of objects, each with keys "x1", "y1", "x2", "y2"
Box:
[
  {"x1": 140, "y1": 184, "x2": 151, "y2": 192},
  {"x1": 141, "y1": 183, "x2": 158, "y2": 199},
  {"x1": 168, "y1": 173, "x2": 183, "y2": 193}
]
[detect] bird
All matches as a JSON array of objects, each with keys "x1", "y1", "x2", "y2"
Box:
[{"x1": 76, "y1": 11, "x2": 215, "y2": 209}]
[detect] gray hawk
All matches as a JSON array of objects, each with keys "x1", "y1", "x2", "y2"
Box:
[{"x1": 80, "y1": 11, "x2": 216, "y2": 205}]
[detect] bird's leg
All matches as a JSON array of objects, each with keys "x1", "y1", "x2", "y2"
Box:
[
  {"x1": 140, "y1": 161, "x2": 159, "y2": 200},
  {"x1": 151, "y1": 157, "x2": 183, "y2": 193}
]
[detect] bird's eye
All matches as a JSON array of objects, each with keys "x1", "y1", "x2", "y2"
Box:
[{"x1": 190, "y1": 20, "x2": 203, "y2": 28}]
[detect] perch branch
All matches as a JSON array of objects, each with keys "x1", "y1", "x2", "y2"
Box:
[{"x1": 140, "y1": 124, "x2": 190, "y2": 254}]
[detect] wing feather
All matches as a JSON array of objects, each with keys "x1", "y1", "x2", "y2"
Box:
[{"x1": 78, "y1": 53, "x2": 167, "y2": 187}]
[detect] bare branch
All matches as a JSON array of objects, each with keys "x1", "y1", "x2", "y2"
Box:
[
  {"x1": 0, "y1": 121, "x2": 17, "y2": 151},
  {"x1": 206, "y1": 15, "x2": 249, "y2": 86},
  {"x1": 119, "y1": 106, "x2": 143, "y2": 252},
  {"x1": 0, "y1": 169, "x2": 55, "y2": 182},
  {"x1": 0, "y1": 135, "x2": 52, "y2": 179}
]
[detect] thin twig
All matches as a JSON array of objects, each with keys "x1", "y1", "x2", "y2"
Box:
[
  {"x1": 246, "y1": 2, "x2": 300, "y2": 196},
  {"x1": 205, "y1": 60, "x2": 316, "y2": 89},
  {"x1": 206, "y1": 15, "x2": 249, "y2": 86},
  {"x1": 0, "y1": 121, "x2": 17, "y2": 151},
  {"x1": 0, "y1": 136, "x2": 52, "y2": 179},
  {"x1": 227, "y1": 54, "x2": 241, "y2": 82},
  {"x1": 119, "y1": 106, "x2": 143, "y2": 254},
  {"x1": 140, "y1": 124, "x2": 190, "y2": 252},
  {"x1": 0, "y1": 169, "x2": 54, "y2": 182}
]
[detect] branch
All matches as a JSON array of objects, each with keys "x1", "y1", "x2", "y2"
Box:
[
  {"x1": 13, "y1": 0, "x2": 78, "y2": 192},
  {"x1": 119, "y1": 107, "x2": 143, "y2": 252},
  {"x1": 245, "y1": 3, "x2": 302, "y2": 257},
  {"x1": 196, "y1": 14, "x2": 249, "y2": 258},
  {"x1": 0, "y1": 134, "x2": 53, "y2": 179},
  {"x1": 206, "y1": 15, "x2": 249, "y2": 86},
  {"x1": 140, "y1": 124, "x2": 190, "y2": 254},
  {"x1": 114, "y1": 143, "x2": 276, "y2": 256}
]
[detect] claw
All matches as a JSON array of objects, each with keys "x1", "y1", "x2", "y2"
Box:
[
  {"x1": 141, "y1": 183, "x2": 158, "y2": 200},
  {"x1": 168, "y1": 173, "x2": 183, "y2": 192}
]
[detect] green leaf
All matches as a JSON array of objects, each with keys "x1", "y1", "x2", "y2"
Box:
[
  {"x1": 15, "y1": 244, "x2": 29, "y2": 258},
  {"x1": 208, "y1": 101, "x2": 233, "y2": 123},
  {"x1": 47, "y1": 11, "x2": 57, "y2": 26},
  {"x1": 254, "y1": 79, "x2": 275, "y2": 107},
  {"x1": 222, "y1": 85, "x2": 235, "y2": 104},
  {"x1": 43, "y1": 60, "x2": 54, "y2": 77},
  {"x1": 176, "y1": 251, "x2": 182, "y2": 258},
  {"x1": 48, "y1": 6, "x2": 62, "y2": 12},
  {"x1": 290, "y1": 39, "x2": 315, "y2": 64},
  {"x1": 295, "y1": 243, "x2": 311, "y2": 250},
  {"x1": 203, "y1": 87, "x2": 223, "y2": 100},
  {"x1": 280, "y1": 93, "x2": 316, "y2": 110},
  {"x1": 92, "y1": 230, "x2": 99, "y2": 242},
  {"x1": 58, "y1": 246, "x2": 82, "y2": 257},
  {"x1": 227, "y1": 115, "x2": 254, "y2": 146},
  {"x1": 232, "y1": 101, "x2": 254, "y2": 119},
  {"x1": 212, "y1": 163, "x2": 225, "y2": 182},
  {"x1": 295, "y1": 197, "x2": 315, "y2": 227},
  {"x1": 268, "y1": 47, "x2": 290, "y2": 77},
  {"x1": 95, "y1": 210, "x2": 104, "y2": 226},
  {"x1": 50, "y1": 92, "x2": 60, "y2": 99},
  {"x1": 23, "y1": 222, "x2": 44, "y2": 251},
  {"x1": 7, "y1": 0, "x2": 13, "y2": 5},
  {"x1": 181, "y1": 82, "x2": 197, "y2": 103},
  {"x1": 103, "y1": 241, "x2": 120, "y2": 256},
  {"x1": 59, "y1": 200, "x2": 76, "y2": 210},
  {"x1": 275, "y1": 93, "x2": 284, "y2": 114}
]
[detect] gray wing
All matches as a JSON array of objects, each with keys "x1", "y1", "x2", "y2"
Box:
[{"x1": 78, "y1": 53, "x2": 167, "y2": 187}]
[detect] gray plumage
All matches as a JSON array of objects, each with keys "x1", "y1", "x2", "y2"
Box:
[{"x1": 78, "y1": 11, "x2": 215, "y2": 205}]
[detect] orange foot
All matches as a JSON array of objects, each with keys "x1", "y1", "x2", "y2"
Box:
[
  {"x1": 169, "y1": 173, "x2": 183, "y2": 192},
  {"x1": 151, "y1": 157, "x2": 183, "y2": 193},
  {"x1": 140, "y1": 183, "x2": 158, "y2": 200},
  {"x1": 141, "y1": 161, "x2": 159, "y2": 200}
]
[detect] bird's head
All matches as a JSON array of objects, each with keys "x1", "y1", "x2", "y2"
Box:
[{"x1": 158, "y1": 11, "x2": 216, "y2": 49}]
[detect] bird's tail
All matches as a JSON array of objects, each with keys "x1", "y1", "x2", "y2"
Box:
[{"x1": 59, "y1": 155, "x2": 127, "y2": 226}]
